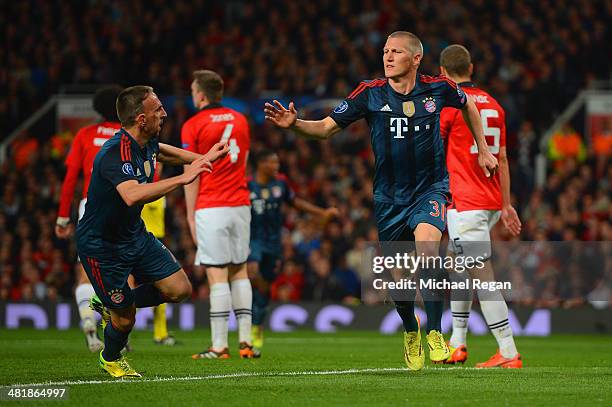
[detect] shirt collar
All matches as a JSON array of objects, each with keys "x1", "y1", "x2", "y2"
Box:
[{"x1": 200, "y1": 102, "x2": 223, "y2": 111}]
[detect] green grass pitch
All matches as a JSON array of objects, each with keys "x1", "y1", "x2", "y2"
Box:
[{"x1": 0, "y1": 329, "x2": 610, "y2": 406}]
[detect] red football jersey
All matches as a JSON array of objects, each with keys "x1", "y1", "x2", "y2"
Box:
[
  {"x1": 181, "y1": 104, "x2": 250, "y2": 209},
  {"x1": 440, "y1": 84, "x2": 506, "y2": 211},
  {"x1": 58, "y1": 121, "x2": 121, "y2": 217}
]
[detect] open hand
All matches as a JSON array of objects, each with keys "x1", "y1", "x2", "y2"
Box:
[{"x1": 264, "y1": 100, "x2": 298, "y2": 128}]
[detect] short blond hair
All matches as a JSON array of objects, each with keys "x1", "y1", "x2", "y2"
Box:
[{"x1": 388, "y1": 31, "x2": 423, "y2": 56}]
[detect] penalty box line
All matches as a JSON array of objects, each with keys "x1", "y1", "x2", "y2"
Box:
[{"x1": 4, "y1": 366, "x2": 484, "y2": 388}]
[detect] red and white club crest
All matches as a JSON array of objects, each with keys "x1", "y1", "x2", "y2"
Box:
[
  {"x1": 109, "y1": 289, "x2": 125, "y2": 304},
  {"x1": 423, "y1": 97, "x2": 437, "y2": 113}
]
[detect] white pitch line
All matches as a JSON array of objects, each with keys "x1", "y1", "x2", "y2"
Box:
[{"x1": 3, "y1": 366, "x2": 484, "y2": 388}]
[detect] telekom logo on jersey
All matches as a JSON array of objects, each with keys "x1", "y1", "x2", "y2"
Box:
[
  {"x1": 390, "y1": 118, "x2": 409, "y2": 139},
  {"x1": 389, "y1": 118, "x2": 430, "y2": 139}
]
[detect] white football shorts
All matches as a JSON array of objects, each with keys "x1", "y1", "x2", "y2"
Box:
[
  {"x1": 194, "y1": 205, "x2": 251, "y2": 266},
  {"x1": 447, "y1": 209, "x2": 501, "y2": 261}
]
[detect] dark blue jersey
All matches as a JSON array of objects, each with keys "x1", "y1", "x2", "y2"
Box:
[
  {"x1": 77, "y1": 128, "x2": 159, "y2": 248},
  {"x1": 329, "y1": 74, "x2": 467, "y2": 206},
  {"x1": 248, "y1": 174, "x2": 295, "y2": 252}
]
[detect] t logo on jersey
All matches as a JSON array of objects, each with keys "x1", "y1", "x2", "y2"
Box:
[{"x1": 390, "y1": 117, "x2": 409, "y2": 139}]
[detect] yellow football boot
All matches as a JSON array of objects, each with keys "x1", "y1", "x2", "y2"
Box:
[
  {"x1": 99, "y1": 352, "x2": 142, "y2": 378},
  {"x1": 403, "y1": 315, "x2": 424, "y2": 371},
  {"x1": 252, "y1": 325, "x2": 264, "y2": 350},
  {"x1": 426, "y1": 330, "x2": 451, "y2": 363}
]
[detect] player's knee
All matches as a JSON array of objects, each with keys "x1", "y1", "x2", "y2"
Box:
[{"x1": 164, "y1": 280, "x2": 192, "y2": 303}]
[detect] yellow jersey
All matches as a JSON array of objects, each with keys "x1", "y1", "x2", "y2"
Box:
[{"x1": 141, "y1": 196, "x2": 166, "y2": 238}]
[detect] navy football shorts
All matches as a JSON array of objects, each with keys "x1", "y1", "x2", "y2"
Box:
[
  {"x1": 248, "y1": 241, "x2": 281, "y2": 283},
  {"x1": 374, "y1": 190, "x2": 448, "y2": 242},
  {"x1": 78, "y1": 232, "x2": 181, "y2": 309}
]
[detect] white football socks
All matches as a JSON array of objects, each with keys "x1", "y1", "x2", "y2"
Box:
[
  {"x1": 479, "y1": 290, "x2": 518, "y2": 359},
  {"x1": 75, "y1": 283, "x2": 96, "y2": 331},
  {"x1": 231, "y1": 279, "x2": 253, "y2": 345},
  {"x1": 209, "y1": 282, "x2": 231, "y2": 351},
  {"x1": 450, "y1": 300, "x2": 472, "y2": 348}
]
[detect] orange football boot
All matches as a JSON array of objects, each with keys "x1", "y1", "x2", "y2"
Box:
[
  {"x1": 476, "y1": 350, "x2": 523, "y2": 368},
  {"x1": 444, "y1": 343, "x2": 468, "y2": 364},
  {"x1": 239, "y1": 342, "x2": 259, "y2": 359}
]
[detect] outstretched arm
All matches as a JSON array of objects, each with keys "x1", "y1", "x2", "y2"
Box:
[
  {"x1": 158, "y1": 142, "x2": 228, "y2": 166},
  {"x1": 116, "y1": 156, "x2": 212, "y2": 207},
  {"x1": 158, "y1": 143, "x2": 201, "y2": 165},
  {"x1": 264, "y1": 100, "x2": 342, "y2": 140},
  {"x1": 292, "y1": 197, "x2": 339, "y2": 221}
]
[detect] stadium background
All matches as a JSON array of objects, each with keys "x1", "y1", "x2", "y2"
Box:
[{"x1": 0, "y1": 1, "x2": 610, "y2": 324}]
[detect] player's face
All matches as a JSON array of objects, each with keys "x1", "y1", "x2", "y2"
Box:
[
  {"x1": 141, "y1": 92, "x2": 167, "y2": 136},
  {"x1": 260, "y1": 154, "x2": 280, "y2": 177},
  {"x1": 383, "y1": 37, "x2": 416, "y2": 79}
]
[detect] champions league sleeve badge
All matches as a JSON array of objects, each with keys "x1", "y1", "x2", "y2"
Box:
[
  {"x1": 122, "y1": 162, "x2": 135, "y2": 176},
  {"x1": 333, "y1": 100, "x2": 349, "y2": 114}
]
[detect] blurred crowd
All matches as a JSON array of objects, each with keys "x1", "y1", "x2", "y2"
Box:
[
  {"x1": 1, "y1": 0, "x2": 610, "y2": 306},
  {"x1": 3, "y1": 0, "x2": 610, "y2": 138}
]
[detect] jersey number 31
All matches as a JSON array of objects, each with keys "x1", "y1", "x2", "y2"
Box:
[{"x1": 470, "y1": 109, "x2": 500, "y2": 154}]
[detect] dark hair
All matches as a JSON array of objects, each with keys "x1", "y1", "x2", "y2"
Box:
[
  {"x1": 93, "y1": 85, "x2": 123, "y2": 122},
  {"x1": 115, "y1": 86, "x2": 153, "y2": 126},
  {"x1": 440, "y1": 44, "x2": 472, "y2": 77},
  {"x1": 193, "y1": 70, "x2": 224, "y2": 103},
  {"x1": 255, "y1": 149, "x2": 277, "y2": 167}
]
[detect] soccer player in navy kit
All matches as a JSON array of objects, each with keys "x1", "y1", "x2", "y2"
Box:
[
  {"x1": 264, "y1": 31, "x2": 498, "y2": 371},
  {"x1": 248, "y1": 150, "x2": 338, "y2": 355},
  {"x1": 77, "y1": 86, "x2": 228, "y2": 377}
]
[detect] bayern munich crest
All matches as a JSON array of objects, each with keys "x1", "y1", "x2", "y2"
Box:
[
  {"x1": 422, "y1": 97, "x2": 436, "y2": 113},
  {"x1": 109, "y1": 289, "x2": 125, "y2": 304}
]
